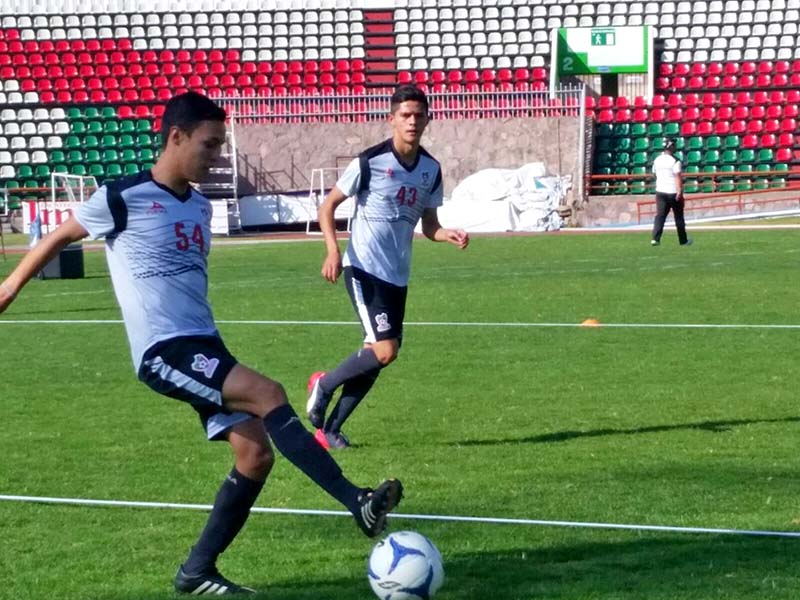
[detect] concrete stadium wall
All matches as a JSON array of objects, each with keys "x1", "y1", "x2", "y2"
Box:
[{"x1": 233, "y1": 116, "x2": 582, "y2": 205}]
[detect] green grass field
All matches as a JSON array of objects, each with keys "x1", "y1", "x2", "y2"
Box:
[{"x1": 1, "y1": 230, "x2": 799, "y2": 600}]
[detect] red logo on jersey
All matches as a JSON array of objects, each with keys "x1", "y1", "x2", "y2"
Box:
[
  {"x1": 147, "y1": 201, "x2": 167, "y2": 214},
  {"x1": 386, "y1": 168, "x2": 394, "y2": 178}
]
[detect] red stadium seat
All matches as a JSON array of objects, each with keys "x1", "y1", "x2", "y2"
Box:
[
  {"x1": 674, "y1": 63, "x2": 690, "y2": 76},
  {"x1": 650, "y1": 107, "x2": 666, "y2": 121},
  {"x1": 680, "y1": 121, "x2": 696, "y2": 135},
  {"x1": 684, "y1": 106, "x2": 700, "y2": 121},
  {"x1": 778, "y1": 133, "x2": 794, "y2": 147},
  {"x1": 671, "y1": 76, "x2": 686, "y2": 89},
  {"x1": 531, "y1": 67, "x2": 547, "y2": 81},
  {"x1": 334, "y1": 59, "x2": 349, "y2": 73},
  {"x1": 598, "y1": 95, "x2": 614, "y2": 109},
  {"x1": 714, "y1": 120, "x2": 730, "y2": 134},
  {"x1": 658, "y1": 63, "x2": 673, "y2": 76},
  {"x1": 746, "y1": 119, "x2": 763, "y2": 133},
  {"x1": 767, "y1": 104, "x2": 783, "y2": 119},
  {"x1": 717, "y1": 106, "x2": 734, "y2": 121},
  {"x1": 684, "y1": 92, "x2": 700, "y2": 106},
  {"x1": 596, "y1": 109, "x2": 613, "y2": 123},
  {"x1": 784, "y1": 104, "x2": 799, "y2": 119},
  {"x1": 667, "y1": 107, "x2": 683, "y2": 121},
  {"x1": 632, "y1": 108, "x2": 648, "y2": 122},
  {"x1": 750, "y1": 105, "x2": 766, "y2": 119},
  {"x1": 351, "y1": 59, "x2": 365, "y2": 72},
  {"x1": 760, "y1": 134, "x2": 776, "y2": 147},
  {"x1": 756, "y1": 74, "x2": 771, "y2": 88},
  {"x1": 700, "y1": 92, "x2": 715, "y2": 106},
  {"x1": 697, "y1": 121, "x2": 713, "y2": 135},
  {"x1": 735, "y1": 91, "x2": 752, "y2": 105},
  {"x1": 705, "y1": 75, "x2": 720, "y2": 89},
  {"x1": 741, "y1": 61, "x2": 757, "y2": 74},
  {"x1": 772, "y1": 73, "x2": 788, "y2": 87},
  {"x1": 776, "y1": 148, "x2": 792, "y2": 162},
  {"x1": 667, "y1": 93, "x2": 683, "y2": 107},
  {"x1": 721, "y1": 75, "x2": 738, "y2": 88},
  {"x1": 780, "y1": 118, "x2": 796, "y2": 132},
  {"x1": 614, "y1": 108, "x2": 631, "y2": 122},
  {"x1": 708, "y1": 62, "x2": 723, "y2": 76},
  {"x1": 739, "y1": 74, "x2": 754, "y2": 88},
  {"x1": 690, "y1": 62, "x2": 706, "y2": 76},
  {"x1": 701, "y1": 106, "x2": 716, "y2": 120},
  {"x1": 651, "y1": 94, "x2": 666, "y2": 108},
  {"x1": 741, "y1": 134, "x2": 758, "y2": 148},
  {"x1": 655, "y1": 76, "x2": 670, "y2": 90},
  {"x1": 758, "y1": 61, "x2": 773, "y2": 74}
]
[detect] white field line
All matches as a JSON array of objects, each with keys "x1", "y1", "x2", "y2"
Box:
[
  {"x1": 1, "y1": 494, "x2": 798, "y2": 539},
  {"x1": 1, "y1": 319, "x2": 799, "y2": 330}
]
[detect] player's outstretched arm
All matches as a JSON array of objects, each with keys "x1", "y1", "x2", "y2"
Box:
[
  {"x1": 0, "y1": 217, "x2": 89, "y2": 314},
  {"x1": 421, "y1": 208, "x2": 469, "y2": 249},
  {"x1": 318, "y1": 186, "x2": 350, "y2": 283}
]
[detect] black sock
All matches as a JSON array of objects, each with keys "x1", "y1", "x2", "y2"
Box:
[
  {"x1": 263, "y1": 404, "x2": 362, "y2": 513},
  {"x1": 320, "y1": 348, "x2": 382, "y2": 394},
  {"x1": 325, "y1": 368, "x2": 381, "y2": 433},
  {"x1": 183, "y1": 468, "x2": 264, "y2": 575}
]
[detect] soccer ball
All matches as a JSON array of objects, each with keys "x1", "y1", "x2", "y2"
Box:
[{"x1": 367, "y1": 531, "x2": 444, "y2": 600}]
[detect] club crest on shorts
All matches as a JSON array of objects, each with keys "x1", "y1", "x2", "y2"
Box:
[
  {"x1": 191, "y1": 353, "x2": 219, "y2": 379},
  {"x1": 375, "y1": 312, "x2": 391, "y2": 333}
]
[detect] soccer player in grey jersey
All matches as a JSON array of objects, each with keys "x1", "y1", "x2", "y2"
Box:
[
  {"x1": 0, "y1": 92, "x2": 402, "y2": 596},
  {"x1": 307, "y1": 85, "x2": 469, "y2": 449}
]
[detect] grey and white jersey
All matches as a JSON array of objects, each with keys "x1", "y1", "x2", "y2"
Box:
[
  {"x1": 74, "y1": 170, "x2": 217, "y2": 371},
  {"x1": 336, "y1": 139, "x2": 443, "y2": 287}
]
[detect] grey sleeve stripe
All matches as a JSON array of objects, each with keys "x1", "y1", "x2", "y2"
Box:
[{"x1": 106, "y1": 185, "x2": 128, "y2": 234}]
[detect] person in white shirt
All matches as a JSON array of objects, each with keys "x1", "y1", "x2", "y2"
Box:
[
  {"x1": 306, "y1": 85, "x2": 469, "y2": 450},
  {"x1": 650, "y1": 139, "x2": 692, "y2": 246}
]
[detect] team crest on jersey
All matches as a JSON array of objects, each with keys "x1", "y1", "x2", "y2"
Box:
[
  {"x1": 385, "y1": 167, "x2": 394, "y2": 178},
  {"x1": 421, "y1": 171, "x2": 430, "y2": 184},
  {"x1": 147, "y1": 201, "x2": 167, "y2": 214},
  {"x1": 375, "y1": 312, "x2": 391, "y2": 333},
  {"x1": 191, "y1": 353, "x2": 219, "y2": 379}
]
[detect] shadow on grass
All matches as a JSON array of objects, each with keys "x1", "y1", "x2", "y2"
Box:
[
  {"x1": 450, "y1": 416, "x2": 800, "y2": 447},
  {"x1": 101, "y1": 534, "x2": 800, "y2": 600}
]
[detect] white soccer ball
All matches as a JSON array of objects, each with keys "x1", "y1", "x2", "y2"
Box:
[{"x1": 367, "y1": 531, "x2": 445, "y2": 600}]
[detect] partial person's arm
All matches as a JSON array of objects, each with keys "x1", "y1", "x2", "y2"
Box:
[
  {"x1": 318, "y1": 186, "x2": 350, "y2": 283},
  {"x1": 0, "y1": 217, "x2": 89, "y2": 313},
  {"x1": 420, "y1": 208, "x2": 469, "y2": 249},
  {"x1": 674, "y1": 162, "x2": 684, "y2": 200}
]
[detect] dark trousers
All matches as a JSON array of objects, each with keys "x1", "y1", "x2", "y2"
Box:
[{"x1": 651, "y1": 192, "x2": 688, "y2": 244}]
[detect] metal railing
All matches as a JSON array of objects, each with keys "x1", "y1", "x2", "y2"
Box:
[{"x1": 216, "y1": 86, "x2": 585, "y2": 124}]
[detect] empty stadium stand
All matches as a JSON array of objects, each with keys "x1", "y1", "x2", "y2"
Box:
[{"x1": 0, "y1": 0, "x2": 797, "y2": 208}]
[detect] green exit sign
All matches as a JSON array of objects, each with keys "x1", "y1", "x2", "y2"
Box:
[{"x1": 591, "y1": 29, "x2": 615, "y2": 46}]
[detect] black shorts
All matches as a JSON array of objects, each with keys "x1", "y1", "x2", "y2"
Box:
[
  {"x1": 344, "y1": 266, "x2": 408, "y2": 343},
  {"x1": 138, "y1": 335, "x2": 253, "y2": 441}
]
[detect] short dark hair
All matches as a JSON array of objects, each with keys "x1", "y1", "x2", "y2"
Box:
[
  {"x1": 664, "y1": 138, "x2": 676, "y2": 152},
  {"x1": 390, "y1": 84, "x2": 429, "y2": 115},
  {"x1": 160, "y1": 92, "x2": 226, "y2": 149}
]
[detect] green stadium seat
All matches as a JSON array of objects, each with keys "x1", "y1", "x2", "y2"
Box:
[
  {"x1": 101, "y1": 134, "x2": 117, "y2": 148},
  {"x1": 737, "y1": 164, "x2": 753, "y2": 174},
  {"x1": 123, "y1": 163, "x2": 139, "y2": 175},
  {"x1": 138, "y1": 148, "x2": 155, "y2": 162},
  {"x1": 121, "y1": 149, "x2": 137, "y2": 162},
  {"x1": 633, "y1": 137, "x2": 649, "y2": 152},
  {"x1": 50, "y1": 150, "x2": 66, "y2": 164},
  {"x1": 703, "y1": 150, "x2": 720, "y2": 165},
  {"x1": 66, "y1": 150, "x2": 83, "y2": 163},
  {"x1": 135, "y1": 119, "x2": 151, "y2": 132},
  {"x1": 664, "y1": 123, "x2": 680, "y2": 137},
  {"x1": 687, "y1": 137, "x2": 703, "y2": 151},
  {"x1": 756, "y1": 149, "x2": 774, "y2": 163},
  {"x1": 646, "y1": 123, "x2": 663, "y2": 137},
  {"x1": 119, "y1": 121, "x2": 135, "y2": 134},
  {"x1": 104, "y1": 121, "x2": 120, "y2": 133},
  {"x1": 52, "y1": 164, "x2": 68, "y2": 174},
  {"x1": 64, "y1": 135, "x2": 82, "y2": 149},
  {"x1": 597, "y1": 138, "x2": 613, "y2": 152},
  {"x1": 736, "y1": 178, "x2": 752, "y2": 191},
  {"x1": 754, "y1": 163, "x2": 771, "y2": 173},
  {"x1": 87, "y1": 121, "x2": 103, "y2": 134},
  {"x1": 83, "y1": 107, "x2": 100, "y2": 120},
  {"x1": 612, "y1": 123, "x2": 630, "y2": 137},
  {"x1": 614, "y1": 152, "x2": 631, "y2": 167},
  {"x1": 753, "y1": 178, "x2": 770, "y2": 190},
  {"x1": 17, "y1": 165, "x2": 33, "y2": 178},
  {"x1": 632, "y1": 151, "x2": 648, "y2": 167},
  {"x1": 141, "y1": 162, "x2": 155, "y2": 170},
  {"x1": 106, "y1": 163, "x2": 123, "y2": 178},
  {"x1": 721, "y1": 150, "x2": 738, "y2": 164},
  {"x1": 739, "y1": 149, "x2": 756, "y2": 163},
  {"x1": 71, "y1": 121, "x2": 86, "y2": 134},
  {"x1": 597, "y1": 123, "x2": 614, "y2": 138},
  {"x1": 705, "y1": 136, "x2": 721, "y2": 150},
  {"x1": 136, "y1": 133, "x2": 154, "y2": 148},
  {"x1": 66, "y1": 107, "x2": 82, "y2": 120},
  {"x1": 4, "y1": 179, "x2": 20, "y2": 190},
  {"x1": 101, "y1": 107, "x2": 117, "y2": 120},
  {"x1": 774, "y1": 163, "x2": 789, "y2": 173},
  {"x1": 89, "y1": 164, "x2": 105, "y2": 178},
  {"x1": 102, "y1": 149, "x2": 119, "y2": 162},
  {"x1": 718, "y1": 179, "x2": 735, "y2": 192},
  {"x1": 596, "y1": 152, "x2": 613, "y2": 168},
  {"x1": 770, "y1": 178, "x2": 786, "y2": 188},
  {"x1": 686, "y1": 151, "x2": 702, "y2": 165},
  {"x1": 84, "y1": 135, "x2": 99, "y2": 149},
  {"x1": 34, "y1": 165, "x2": 51, "y2": 178},
  {"x1": 631, "y1": 123, "x2": 647, "y2": 137},
  {"x1": 650, "y1": 137, "x2": 665, "y2": 151},
  {"x1": 684, "y1": 180, "x2": 699, "y2": 193},
  {"x1": 85, "y1": 150, "x2": 101, "y2": 164},
  {"x1": 119, "y1": 135, "x2": 135, "y2": 148},
  {"x1": 723, "y1": 135, "x2": 740, "y2": 149},
  {"x1": 610, "y1": 138, "x2": 631, "y2": 153}
]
